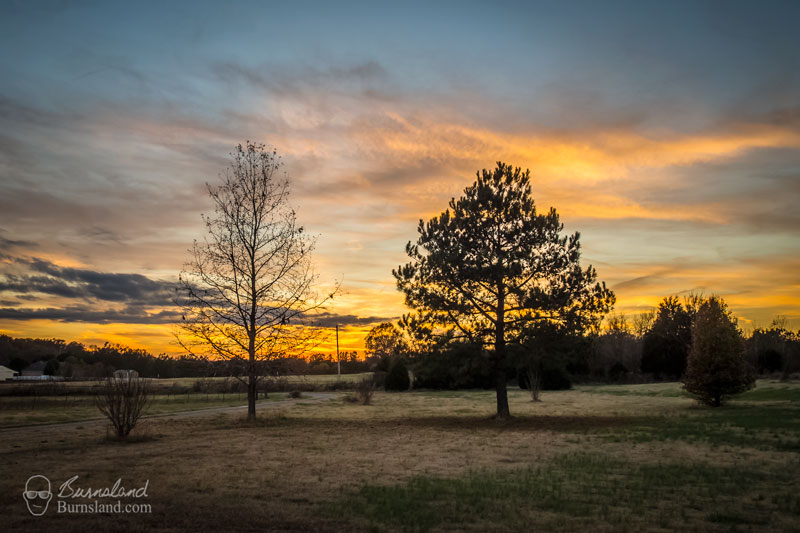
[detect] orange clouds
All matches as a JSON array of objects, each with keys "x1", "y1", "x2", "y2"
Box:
[
  {"x1": 608, "y1": 254, "x2": 800, "y2": 330},
  {"x1": 299, "y1": 109, "x2": 797, "y2": 238},
  {"x1": 352, "y1": 111, "x2": 800, "y2": 185},
  {"x1": 287, "y1": 105, "x2": 800, "y2": 335}
]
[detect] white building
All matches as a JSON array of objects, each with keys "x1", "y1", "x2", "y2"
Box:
[{"x1": 0, "y1": 365, "x2": 17, "y2": 381}]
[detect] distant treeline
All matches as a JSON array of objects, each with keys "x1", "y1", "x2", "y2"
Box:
[
  {"x1": 0, "y1": 335, "x2": 371, "y2": 379},
  {"x1": 1, "y1": 296, "x2": 797, "y2": 385},
  {"x1": 367, "y1": 296, "x2": 800, "y2": 390},
  {"x1": 580, "y1": 298, "x2": 799, "y2": 383}
]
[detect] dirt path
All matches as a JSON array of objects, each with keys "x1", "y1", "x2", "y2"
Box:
[{"x1": 0, "y1": 392, "x2": 337, "y2": 439}]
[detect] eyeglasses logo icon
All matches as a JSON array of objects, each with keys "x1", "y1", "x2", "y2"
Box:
[{"x1": 23, "y1": 475, "x2": 52, "y2": 516}]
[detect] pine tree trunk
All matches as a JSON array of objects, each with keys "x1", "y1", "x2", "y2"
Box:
[
  {"x1": 494, "y1": 280, "x2": 511, "y2": 418},
  {"x1": 495, "y1": 368, "x2": 511, "y2": 418}
]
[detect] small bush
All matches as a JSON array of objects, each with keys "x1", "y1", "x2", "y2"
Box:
[
  {"x1": 95, "y1": 376, "x2": 150, "y2": 438},
  {"x1": 517, "y1": 365, "x2": 543, "y2": 401},
  {"x1": 385, "y1": 359, "x2": 411, "y2": 391},
  {"x1": 287, "y1": 390, "x2": 302, "y2": 399},
  {"x1": 354, "y1": 376, "x2": 375, "y2": 405}
]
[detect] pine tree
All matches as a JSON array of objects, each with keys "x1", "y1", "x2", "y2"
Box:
[
  {"x1": 394, "y1": 162, "x2": 613, "y2": 417},
  {"x1": 683, "y1": 297, "x2": 754, "y2": 407}
]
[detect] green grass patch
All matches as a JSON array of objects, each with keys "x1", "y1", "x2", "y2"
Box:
[
  {"x1": 335, "y1": 452, "x2": 800, "y2": 531},
  {"x1": 602, "y1": 403, "x2": 800, "y2": 451},
  {"x1": 739, "y1": 386, "x2": 800, "y2": 402},
  {"x1": 579, "y1": 380, "x2": 800, "y2": 402},
  {"x1": 580, "y1": 384, "x2": 688, "y2": 398}
]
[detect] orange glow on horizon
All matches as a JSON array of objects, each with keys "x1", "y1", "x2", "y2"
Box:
[{"x1": 0, "y1": 320, "x2": 375, "y2": 359}]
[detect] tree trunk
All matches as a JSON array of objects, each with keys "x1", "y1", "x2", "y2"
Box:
[
  {"x1": 495, "y1": 368, "x2": 511, "y2": 418},
  {"x1": 247, "y1": 374, "x2": 257, "y2": 420},
  {"x1": 494, "y1": 280, "x2": 510, "y2": 418},
  {"x1": 247, "y1": 318, "x2": 257, "y2": 419}
]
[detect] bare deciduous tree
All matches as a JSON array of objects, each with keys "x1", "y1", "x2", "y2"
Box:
[
  {"x1": 176, "y1": 142, "x2": 335, "y2": 420},
  {"x1": 632, "y1": 310, "x2": 656, "y2": 338},
  {"x1": 95, "y1": 376, "x2": 150, "y2": 438},
  {"x1": 526, "y1": 361, "x2": 543, "y2": 402}
]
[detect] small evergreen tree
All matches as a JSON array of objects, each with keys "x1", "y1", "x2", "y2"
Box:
[
  {"x1": 683, "y1": 297, "x2": 754, "y2": 407},
  {"x1": 385, "y1": 358, "x2": 411, "y2": 391}
]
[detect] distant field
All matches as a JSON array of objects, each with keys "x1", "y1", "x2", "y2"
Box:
[
  {"x1": 1, "y1": 379, "x2": 798, "y2": 531},
  {"x1": 0, "y1": 372, "x2": 373, "y2": 389},
  {"x1": 151, "y1": 372, "x2": 374, "y2": 387},
  {"x1": 0, "y1": 393, "x2": 282, "y2": 428},
  {"x1": 0, "y1": 373, "x2": 372, "y2": 427}
]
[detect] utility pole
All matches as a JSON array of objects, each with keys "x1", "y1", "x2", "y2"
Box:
[{"x1": 336, "y1": 324, "x2": 341, "y2": 380}]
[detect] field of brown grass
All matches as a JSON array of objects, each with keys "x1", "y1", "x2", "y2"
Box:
[{"x1": 2, "y1": 381, "x2": 799, "y2": 531}]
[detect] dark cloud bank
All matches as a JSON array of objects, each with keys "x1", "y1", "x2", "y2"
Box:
[{"x1": 0, "y1": 256, "x2": 388, "y2": 327}]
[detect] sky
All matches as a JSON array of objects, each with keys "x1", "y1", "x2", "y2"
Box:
[{"x1": 0, "y1": 0, "x2": 798, "y2": 355}]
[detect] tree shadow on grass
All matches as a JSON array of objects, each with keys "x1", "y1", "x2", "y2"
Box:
[
  {"x1": 387, "y1": 414, "x2": 642, "y2": 433},
  {"x1": 201, "y1": 411, "x2": 643, "y2": 434}
]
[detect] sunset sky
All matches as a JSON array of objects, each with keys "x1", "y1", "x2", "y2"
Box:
[{"x1": 1, "y1": 0, "x2": 798, "y2": 355}]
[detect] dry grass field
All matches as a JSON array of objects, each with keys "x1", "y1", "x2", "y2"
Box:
[{"x1": 2, "y1": 380, "x2": 799, "y2": 531}]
